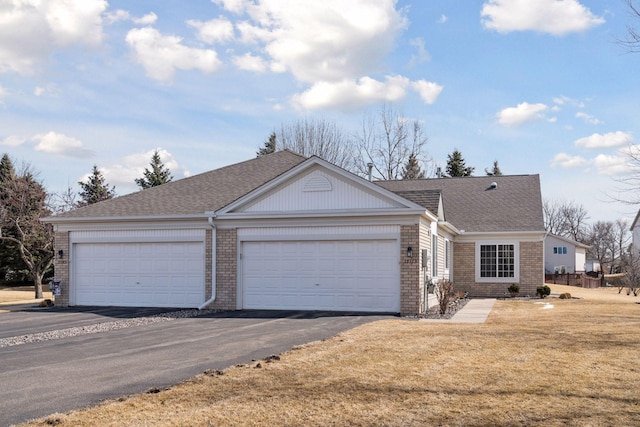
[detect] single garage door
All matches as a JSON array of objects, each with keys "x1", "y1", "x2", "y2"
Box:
[
  {"x1": 74, "y1": 242, "x2": 205, "y2": 307},
  {"x1": 242, "y1": 240, "x2": 399, "y2": 312}
]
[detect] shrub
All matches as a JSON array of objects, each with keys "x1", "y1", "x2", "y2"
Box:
[
  {"x1": 536, "y1": 285, "x2": 551, "y2": 298},
  {"x1": 434, "y1": 279, "x2": 454, "y2": 315},
  {"x1": 507, "y1": 284, "x2": 520, "y2": 297}
]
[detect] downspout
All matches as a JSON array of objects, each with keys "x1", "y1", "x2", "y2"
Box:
[{"x1": 199, "y1": 213, "x2": 217, "y2": 310}]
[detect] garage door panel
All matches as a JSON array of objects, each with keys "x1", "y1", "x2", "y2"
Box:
[
  {"x1": 242, "y1": 240, "x2": 399, "y2": 312},
  {"x1": 74, "y1": 242, "x2": 204, "y2": 308}
]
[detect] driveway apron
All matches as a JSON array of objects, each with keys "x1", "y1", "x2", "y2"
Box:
[{"x1": 0, "y1": 308, "x2": 391, "y2": 426}]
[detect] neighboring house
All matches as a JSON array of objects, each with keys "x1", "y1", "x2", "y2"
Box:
[
  {"x1": 543, "y1": 234, "x2": 590, "y2": 274},
  {"x1": 43, "y1": 151, "x2": 546, "y2": 315},
  {"x1": 631, "y1": 210, "x2": 640, "y2": 255}
]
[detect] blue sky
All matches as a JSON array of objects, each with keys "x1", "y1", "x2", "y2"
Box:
[{"x1": 1, "y1": 0, "x2": 639, "y2": 224}]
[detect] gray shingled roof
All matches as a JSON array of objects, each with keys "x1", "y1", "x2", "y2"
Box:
[
  {"x1": 390, "y1": 190, "x2": 441, "y2": 217},
  {"x1": 376, "y1": 175, "x2": 544, "y2": 233},
  {"x1": 51, "y1": 150, "x2": 306, "y2": 219}
]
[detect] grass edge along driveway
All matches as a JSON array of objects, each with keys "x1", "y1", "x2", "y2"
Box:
[{"x1": 23, "y1": 285, "x2": 640, "y2": 427}]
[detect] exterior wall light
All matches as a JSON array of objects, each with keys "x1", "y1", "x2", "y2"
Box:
[
  {"x1": 57, "y1": 249, "x2": 64, "y2": 259},
  {"x1": 407, "y1": 247, "x2": 413, "y2": 258}
]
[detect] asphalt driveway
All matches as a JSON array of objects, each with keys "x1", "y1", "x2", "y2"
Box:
[{"x1": 0, "y1": 306, "x2": 393, "y2": 426}]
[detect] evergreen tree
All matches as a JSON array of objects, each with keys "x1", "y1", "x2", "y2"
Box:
[
  {"x1": 257, "y1": 132, "x2": 277, "y2": 157},
  {"x1": 0, "y1": 154, "x2": 15, "y2": 187},
  {"x1": 0, "y1": 154, "x2": 20, "y2": 280},
  {"x1": 485, "y1": 160, "x2": 503, "y2": 176},
  {"x1": 401, "y1": 152, "x2": 426, "y2": 179},
  {"x1": 77, "y1": 165, "x2": 116, "y2": 207},
  {"x1": 135, "y1": 150, "x2": 174, "y2": 189},
  {"x1": 445, "y1": 149, "x2": 474, "y2": 177}
]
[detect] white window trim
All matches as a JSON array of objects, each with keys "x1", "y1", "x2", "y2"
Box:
[{"x1": 475, "y1": 240, "x2": 520, "y2": 283}]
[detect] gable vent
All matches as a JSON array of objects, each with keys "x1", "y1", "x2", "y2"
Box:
[{"x1": 303, "y1": 175, "x2": 332, "y2": 192}]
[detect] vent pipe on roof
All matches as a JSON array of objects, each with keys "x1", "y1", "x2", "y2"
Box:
[
  {"x1": 490, "y1": 182, "x2": 498, "y2": 189},
  {"x1": 367, "y1": 162, "x2": 373, "y2": 181}
]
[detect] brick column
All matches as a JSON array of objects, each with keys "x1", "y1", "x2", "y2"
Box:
[
  {"x1": 400, "y1": 224, "x2": 421, "y2": 315},
  {"x1": 208, "y1": 228, "x2": 237, "y2": 310},
  {"x1": 53, "y1": 231, "x2": 70, "y2": 307}
]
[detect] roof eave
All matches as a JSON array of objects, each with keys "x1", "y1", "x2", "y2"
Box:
[{"x1": 41, "y1": 213, "x2": 210, "y2": 224}]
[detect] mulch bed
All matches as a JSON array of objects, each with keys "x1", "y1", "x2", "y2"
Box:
[{"x1": 422, "y1": 297, "x2": 470, "y2": 319}]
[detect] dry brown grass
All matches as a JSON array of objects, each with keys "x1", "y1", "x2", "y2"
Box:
[
  {"x1": 0, "y1": 285, "x2": 51, "y2": 304},
  {"x1": 23, "y1": 285, "x2": 640, "y2": 426}
]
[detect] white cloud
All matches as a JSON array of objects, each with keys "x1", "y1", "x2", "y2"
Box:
[
  {"x1": 411, "y1": 80, "x2": 443, "y2": 104},
  {"x1": 233, "y1": 0, "x2": 408, "y2": 83},
  {"x1": 187, "y1": 17, "x2": 234, "y2": 44},
  {"x1": 408, "y1": 38, "x2": 430, "y2": 67},
  {"x1": 481, "y1": 0, "x2": 605, "y2": 35},
  {"x1": 0, "y1": 0, "x2": 107, "y2": 74},
  {"x1": 232, "y1": 53, "x2": 267, "y2": 72},
  {"x1": 574, "y1": 131, "x2": 632, "y2": 149},
  {"x1": 497, "y1": 102, "x2": 548, "y2": 126},
  {"x1": 105, "y1": 10, "x2": 157, "y2": 25},
  {"x1": 591, "y1": 152, "x2": 640, "y2": 175},
  {"x1": 0, "y1": 85, "x2": 6, "y2": 101},
  {"x1": 438, "y1": 14, "x2": 448, "y2": 24},
  {"x1": 575, "y1": 112, "x2": 603, "y2": 125},
  {"x1": 551, "y1": 153, "x2": 588, "y2": 169},
  {"x1": 135, "y1": 13, "x2": 158, "y2": 25},
  {"x1": 32, "y1": 131, "x2": 94, "y2": 158},
  {"x1": 125, "y1": 27, "x2": 222, "y2": 82},
  {"x1": 212, "y1": 0, "x2": 251, "y2": 14},
  {"x1": 292, "y1": 75, "x2": 410, "y2": 111},
  {"x1": 101, "y1": 148, "x2": 185, "y2": 191},
  {"x1": 34, "y1": 83, "x2": 60, "y2": 97},
  {"x1": 1, "y1": 135, "x2": 26, "y2": 147}
]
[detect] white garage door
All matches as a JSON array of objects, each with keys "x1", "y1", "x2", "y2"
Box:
[
  {"x1": 242, "y1": 240, "x2": 399, "y2": 312},
  {"x1": 74, "y1": 242, "x2": 205, "y2": 308}
]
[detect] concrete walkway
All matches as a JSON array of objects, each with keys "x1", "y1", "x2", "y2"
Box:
[{"x1": 421, "y1": 298, "x2": 496, "y2": 323}]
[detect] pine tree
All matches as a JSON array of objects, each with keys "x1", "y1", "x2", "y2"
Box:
[
  {"x1": 77, "y1": 165, "x2": 116, "y2": 207},
  {"x1": 257, "y1": 132, "x2": 277, "y2": 157},
  {"x1": 401, "y1": 153, "x2": 426, "y2": 179},
  {"x1": 485, "y1": 160, "x2": 503, "y2": 176},
  {"x1": 135, "y1": 150, "x2": 174, "y2": 189},
  {"x1": 0, "y1": 154, "x2": 19, "y2": 280},
  {"x1": 445, "y1": 149, "x2": 474, "y2": 177}
]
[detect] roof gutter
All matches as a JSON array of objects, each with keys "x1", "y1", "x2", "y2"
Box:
[{"x1": 199, "y1": 213, "x2": 217, "y2": 310}]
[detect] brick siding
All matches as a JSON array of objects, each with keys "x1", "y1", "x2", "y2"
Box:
[
  {"x1": 400, "y1": 224, "x2": 421, "y2": 315},
  {"x1": 53, "y1": 231, "x2": 70, "y2": 307},
  {"x1": 206, "y1": 228, "x2": 237, "y2": 310},
  {"x1": 453, "y1": 240, "x2": 544, "y2": 297}
]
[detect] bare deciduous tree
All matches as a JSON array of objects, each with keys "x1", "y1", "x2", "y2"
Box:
[
  {"x1": 354, "y1": 105, "x2": 432, "y2": 180},
  {"x1": 0, "y1": 164, "x2": 54, "y2": 298},
  {"x1": 620, "y1": 248, "x2": 640, "y2": 296},
  {"x1": 543, "y1": 199, "x2": 590, "y2": 241},
  {"x1": 621, "y1": 1, "x2": 640, "y2": 53},
  {"x1": 276, "y1": 117, "x2": 354, "y2": 169},
  {"x1": 586, "y1": 221, "x2": 616, "y2": 275},
  {"x1": 49, "y1": 186, "x2": 78, "y2": 214}
]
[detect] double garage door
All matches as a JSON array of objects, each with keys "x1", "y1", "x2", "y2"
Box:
[
  {"x1": 73, "y1": 242, "x2": 205, "y2": 308},
  {"x1": 242, "y1": 239, "x2": 400, "y2": 312},
  {"x1": 72, "y1": 239, "x2": 399, "y2": 312}
]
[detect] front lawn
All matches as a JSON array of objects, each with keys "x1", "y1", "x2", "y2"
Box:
[{"x1": 24, "y1": 285, "x2": 640, "y2": 426}]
